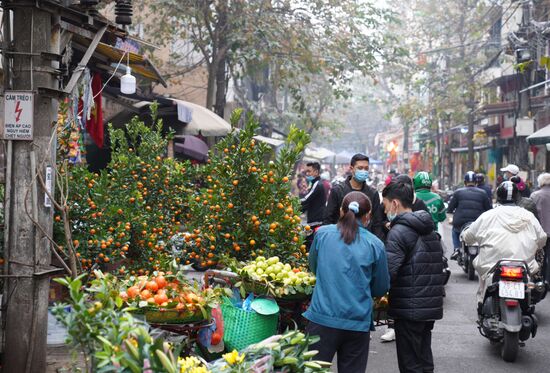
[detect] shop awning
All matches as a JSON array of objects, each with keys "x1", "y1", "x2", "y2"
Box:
[
  {"x1": 327, "y1": 150, "x2": 356, "y2": 164},
  {"x1": 253, "y1": 135, "x2": 285, "y2": 148},
  {"x1": 172, "y1": 100, "x2": 232, "y2": 137},
  {"x1": 72, "y1": 34, "x2": 166, "y2": 86},
  {"x1": 304, "y1": 147, "x2": 335, "y2": 161},
  {"x1": 174, "y1": 135, "x2": 209, "y2": 162},
  {"x1": 527, "y1": 124, "x2": 550, "y2": 145},
  {"x1": 450, "y1": 145, "x2": 490, "y2": 153}
]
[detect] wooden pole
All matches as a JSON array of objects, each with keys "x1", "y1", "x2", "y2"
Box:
[{"x1": 2, "y1": 2, "x2": 58, "y2": 371}]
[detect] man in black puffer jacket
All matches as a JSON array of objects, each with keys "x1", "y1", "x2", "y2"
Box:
[
  {"x1": 382, "y1": 181, "x2": 445, "y2": 373},
  {"x1": 448, "y1": 171, "x2": 492, "y2": 259}
]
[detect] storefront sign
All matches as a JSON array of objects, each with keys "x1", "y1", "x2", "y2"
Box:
[
  {"x1": 3, "y1": 91, "x2": 34, "y2": 140},
  {"x1": 45, "y1": 166, "x2": 52, "y2": 208},
  {"x1": 516, "y1": 118, "x2": 534, "y2": 137}
]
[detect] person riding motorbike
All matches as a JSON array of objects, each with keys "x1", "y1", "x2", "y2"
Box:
[
  {"x1": 501, "y1": 164, "x2": 531, "y2": 197},
  {"x1": 413, "y1": 172, "x2": 447, "y2": 231},
  {"x1": 461, "y1": 181, "x2": 547, "y2": 307},
  {"x1": 510, "y1": 175, "x2": 539, "y2": 220},
  {"x1": 475, "y1": 173, "x2": 492, "y2": 201},
  {"x1": 448, "y1": 171, "x2": 492, "y2": 260}
]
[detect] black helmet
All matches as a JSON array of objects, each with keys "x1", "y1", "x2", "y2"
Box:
[
  {"x1": 464, "y1": 171, "x2": 476, "y2": 184},
  {"x1": 395, "y1": 174, "x2": 413, "y2": 186},
  {"x1": 475, "y1": 173, "x2": 485, "y2": 184},
  {"x1": 496, "y1": 181, "x2": 519, "y2": 204}
]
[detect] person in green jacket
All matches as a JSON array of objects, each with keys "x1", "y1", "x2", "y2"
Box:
[{"x1": 413, "y1": 172, "x2": 447, "y2": 231}]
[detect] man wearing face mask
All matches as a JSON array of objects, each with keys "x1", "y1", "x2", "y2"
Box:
[
  {"x1": 323, "y1": 153, "x2": 385, "y2": 240},
  {"x1": 301, "y1": 162, "x2": 327, "y2": 249}
]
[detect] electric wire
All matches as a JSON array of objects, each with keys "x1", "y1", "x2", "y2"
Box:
[{"x1": 76, "y1": 50, "x2": 127, "y2": 117}]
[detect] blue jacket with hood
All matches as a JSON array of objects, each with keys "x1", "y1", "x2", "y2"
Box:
[{"x1": 303, "y1": 224, "x2": 390, "y2": 332}]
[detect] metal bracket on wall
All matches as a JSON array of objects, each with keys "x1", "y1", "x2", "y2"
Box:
[{"x1": 38, "y1": 86, "x2": 67, "y2": 100}]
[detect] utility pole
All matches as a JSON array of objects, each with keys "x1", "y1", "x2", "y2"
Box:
[
  {"x1": 515, "y1": 0, "x2": 532, "y2": 170},
  {"x1": 467, "y1": 80, "x2": 476, "y2": 170},
  {"x1": 2, "y1": 1, "x2": 59, "y2": 371}
]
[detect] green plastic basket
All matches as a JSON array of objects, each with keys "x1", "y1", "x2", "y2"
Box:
[{"x1": 221, "y1": 297, "x2": 279, "y2": 351}]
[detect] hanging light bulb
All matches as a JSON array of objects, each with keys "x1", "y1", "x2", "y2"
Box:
[
  {"x1": 120, "y1": 66, "x2": 136, "y2": 94},
  {"x1": 120, "y1": 52, "x2": 136, "y2": 94}
]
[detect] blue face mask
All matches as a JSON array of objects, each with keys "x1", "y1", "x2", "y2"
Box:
[
  {"x1": 387, "y1": 202, "x2": 397, "y2": 222},
  {"x1": 306, "y1": 175, "x2": 315, "y2": 182},
  {"x1": 354, "y1": 170, "x2": 369, "y2": 182},
  {"x1": 503, "y1": 173, "x2": 509, "y2": 181}
]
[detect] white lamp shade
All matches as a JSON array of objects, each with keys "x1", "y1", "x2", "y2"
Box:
[{"x1": 120, "y1": 67, "x2": 136, "y2": 94}]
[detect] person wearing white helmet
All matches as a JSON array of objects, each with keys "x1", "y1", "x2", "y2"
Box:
[
  {"x1": 501, "y1": 164, "x2": 531, "y2": 197},
  {"x1": 462, "y1": 181, "x2": 547, "y2": 307}
]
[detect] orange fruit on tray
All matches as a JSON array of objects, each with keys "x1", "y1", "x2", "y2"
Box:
[
  {"x1": 146, "y1": 281, "x2": 159, "y2": 292},
  {"x1": 155, "y1": 275, "x2": 167, "y2": 289},
  {"x1": 127, "y1": 286, "x2": 139, "y2": 299},
  {"x1": 154, "y1": 293, "x2": 168, "y2": 305},
  {"x1": 140, "y1": 290, "x2": 152, "y2": 300}
]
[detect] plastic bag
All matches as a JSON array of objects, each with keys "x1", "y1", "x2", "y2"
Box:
[
  {"x1": 242, "y1": 293, "x2": 254, "y2": 312},
  {"x1": 197, "y1": 306, "x2": 225, "y2": 352}
]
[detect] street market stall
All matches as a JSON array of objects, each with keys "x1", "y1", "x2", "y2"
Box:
[{"x1": 48, "y1": 108, "x2": 343, "y2": 371}]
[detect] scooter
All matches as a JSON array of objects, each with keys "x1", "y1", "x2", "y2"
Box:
[
  {"x1": 478, "y1": 259, "x2": 545, "y2": 362},
  {"x1": 458, "y1": 223, "x2": 478, "y2": 280}
]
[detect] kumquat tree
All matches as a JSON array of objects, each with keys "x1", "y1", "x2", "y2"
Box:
[
  {"x1": 55, "y1": 106, "x2": 196, "y2": 276},
  {"x1": 182, "y1": 109, "x2": 311, "y2": 268}
]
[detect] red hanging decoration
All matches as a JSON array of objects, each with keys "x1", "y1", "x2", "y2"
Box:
[{"x1": 87, "y1": 73, "x2": 104, "y2": 148}]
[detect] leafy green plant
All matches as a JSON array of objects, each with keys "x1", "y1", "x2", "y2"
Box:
[
  {"x1": 208, "y1": 331, "x2": 331, "y2": 372},
  {"x1": 52, "y1": 271, "x2": 181, "y2": 373}
]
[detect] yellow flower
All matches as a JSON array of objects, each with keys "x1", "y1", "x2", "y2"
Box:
[
  {"x1": 222, "y1": 350, "x2": 245, "y2": 366},
  {"x1": 128, "y1": 338, "x2": 138, "y2": 348},
  {"x1": 178, "y1": 356, "x2": 210, "y2": 373}
]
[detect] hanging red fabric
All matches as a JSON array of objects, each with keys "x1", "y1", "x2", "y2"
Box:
[{"x1": 87, "y1": 73, "x2": 104, "y2": 148}]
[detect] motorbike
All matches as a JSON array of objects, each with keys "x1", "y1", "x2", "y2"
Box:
[
  {"x1": 458, "y1": 223, "x2": 478, "y2": 280},
  {"x1": 478, "y1": 259, "x2": 545, "y2": 362}
]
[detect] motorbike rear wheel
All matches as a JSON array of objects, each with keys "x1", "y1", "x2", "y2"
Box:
[
  {"x1": 501, "y1": 331, "x2": 519, "y2": 362},
  {"x1": 468, "y1": 260, "x2": 475, "y2": 281}
]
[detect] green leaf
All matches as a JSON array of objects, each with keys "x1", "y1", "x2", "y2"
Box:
[
  {"x1": 155, "y1": 350, "x2": 176, "y2": 373},
  {"x1": 120, "y1": 356, "x2": 141, "y2": 373},
  {"x1": 53, "y1": 277, "x2": 70, "y2": 287}
]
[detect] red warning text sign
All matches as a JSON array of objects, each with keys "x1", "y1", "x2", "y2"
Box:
[{"x1": 3, "y1": 91, "x2": 34, "y2": 140}]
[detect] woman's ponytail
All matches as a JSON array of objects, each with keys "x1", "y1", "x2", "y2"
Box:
[{"x1": 337, "y1": 192, "x2": 372, "y2": 244}]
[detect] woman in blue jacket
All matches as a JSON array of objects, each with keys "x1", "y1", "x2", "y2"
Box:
[{"x1": 304, "y1": 191, "x2": 390, "y2": 373}]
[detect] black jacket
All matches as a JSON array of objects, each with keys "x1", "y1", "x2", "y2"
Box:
[
  {"x1": 323, "y1": 176, "x2": 385, "y2": 240},
  {"x1": 477, "y1": 184, "x2": 493, "y2": 201},
  {"x1": 447, "y1": 186, "x2": 492, "y2": 230},
  {"x1": 386, "y1": 211, "x2": 444, "y2": 321},
  {"x1": 300, "y1": 177, "x2": 326, "y2": 226},
  {"x1": 413, "y1": 197, "x2": 429, "y2": 213},
  {"x1": 382, "y1": 196, "x2": 428, "y2": 234}
]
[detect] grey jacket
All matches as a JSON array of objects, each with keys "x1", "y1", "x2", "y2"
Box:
[
  {"x1": 518, "y1": 197, "x2": 539, "y2": 221},
  {"x1": 531, "y1": 186, "x2": 550, "y2": 235}
]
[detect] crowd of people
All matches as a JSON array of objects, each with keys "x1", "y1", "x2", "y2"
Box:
[{"x1": 296, "y1": 154, "x2": 550, "y2": 373}]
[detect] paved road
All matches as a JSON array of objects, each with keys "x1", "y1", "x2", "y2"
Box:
[{"x1": 365, "y1": 222, "x2": 550, "y2": 373}]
